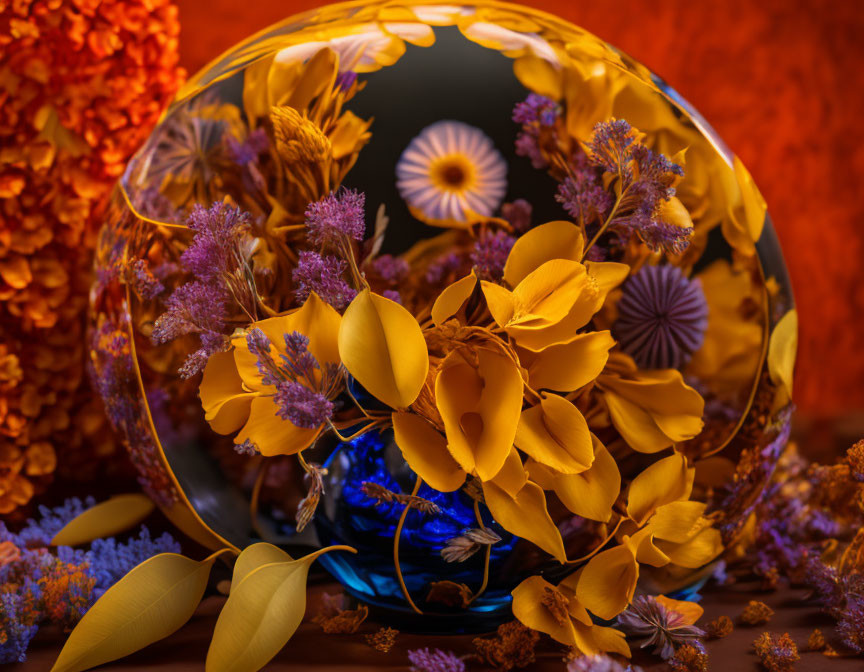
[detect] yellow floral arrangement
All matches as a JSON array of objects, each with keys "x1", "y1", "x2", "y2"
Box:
[{"x1": 59, "y1": 2, "x2": 796, "y2": 671}]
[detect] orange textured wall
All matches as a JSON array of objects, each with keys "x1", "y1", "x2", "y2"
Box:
[{"x1": 174, "y1": 0, "x2": 864, "y2": 417}]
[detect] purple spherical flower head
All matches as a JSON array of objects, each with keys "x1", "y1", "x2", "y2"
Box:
[{"x1": 613, "y1": 265, "x2": 708, "y2": 370}]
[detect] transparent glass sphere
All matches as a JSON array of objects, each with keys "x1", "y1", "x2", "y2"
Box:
[{"x1": 89, "y1": 0, "x2": 794, "y2": 630}]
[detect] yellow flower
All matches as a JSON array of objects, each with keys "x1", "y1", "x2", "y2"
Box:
[
  {"x1": 482, "y1": 220, "x2": 628, "y2": 351},
  {"x1": 199, "y1": 293, "x2": 341, "y2": 456},
  {"x1": 512, "y1": 575, "x2": 630, "y2": 657},
  {"x1": 597, "y1": 352, "x2": 704, "y2": 454}
]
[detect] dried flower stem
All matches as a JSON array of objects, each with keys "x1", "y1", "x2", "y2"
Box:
[
  {"x1": 249, "y1": 458, "x2": 272, "y2": 541},
  {"x1": 467, "y1": 499, "x2": 493, "y2": 606},
  {"x1": 394, "y1": 476, "x2": 424, "y2": 615}
]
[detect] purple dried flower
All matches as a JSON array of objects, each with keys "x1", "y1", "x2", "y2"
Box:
[
  {"x1": 0, "y1": 591, "x2": 40, "y2": 664},
  {"x1": 373, "y1": 254, "x2": 410, "y2": 283},
  {"x1": 274, "y1": 381, "x2": 334, "y2": 428},
  {"x1": 500, "y1": 199, "x2": 532, "y2": 232},
  {"x1": 587, "y1": 119, "x2": 638, "y2": 176},
  {"x1": 292, "y1": 251, "x2": 357, "y2": 310},
  {"x1": 226, "y1": 128, "x2": 269, "y2": 165},
  {"x1": 613, "y1": 265, "x2": 708, "y2": 370},
  {"x1": 129, "y1": 259, "x2": 165, "y2": 299},
  {"x1": 234, "y1": 439, "x2": 259, "y2": 456},
  {"x1": 556, "y1": 173, "x2": 613, "y2": 223},
  {"x1": 382, "y1": 289, "x2": 402, "y2": 304},
  {"x1": 637, "y1": 221, "x2": 692, "y2": 255},
  {"x1": 515, "y1": 131, "x2": 547, "y2": 169},
  {"x1": 305, "y1": 189, "x2": 366, "y2": 246},
  {"x1": 512, "y1": 93, "x2": 559, "y2": 126},
  {"x1": 85, "y1": 528, "x2": 180, "y2": 596},
  {"x1": 336, "y1": 70, "x2": 358, "y2": 91},
  {"x1": 281, "y1": 331, "x2": 319, "y2": 380},
  {"x1": 182, "y1": 202, "x2": 252, "y2": 281},
  {"x1": 408, "y1": 648, "x2": 465, "y2": 672},
  {"x1": 837, "y1": 595, "x2": 864, "y2": 653},
  {"x1": 425, "y1": 252, "x2": 463, "y2": 285},
  {"x1": 471, "y1": 230, "x2": 515, "y2": 281},
  {"x1": 616, "y1": 595, "x2": 705, "y2": 660}
]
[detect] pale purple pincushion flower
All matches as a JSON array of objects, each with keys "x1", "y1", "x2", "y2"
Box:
[
  {"x1": 613, "y1": 265, "x2": 708, "y2": 370},
  {"x1": 407, "y1": 648, "x2": 465, "y2": 672},
  {"x1": 292, "y1": 251, "x2": 357, "y2": 310},
  {"x1": 305, "y1": 189, "x2": 366, "y2": 247}
]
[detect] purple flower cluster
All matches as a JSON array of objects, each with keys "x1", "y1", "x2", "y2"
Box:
[
  {"x1": 407, "y1": 647, "x2": 465, "y2": 672},
  {"x1": 292, "y1": 251, "x2": 357, "y2": 310},
  {"x1": 613, "y1": 265, "x2": 708, "y2": 370},
  {"x1": 425, "y1": 252, "x2": 463, "y2": 285},
  {"x1": 305, "y1": 188, "x2": 366, "y2": 247},
  {"x1": 153, "y1": 202, "x2": 257, "y2": 378},
  {"x1": 471, "y1": 229, "x2": 515, "y2": 280},
  {"x1": 512, "y1": 93, "x2": 559, "y2": 126},
  {"x1": 129, "y1": 259, "x2": 165, "y2": 300},
  {"x1": 556, "y1": 169, "x2": 613, "y2": 224},
  {"x1": 500, "y1": 199, "x2": 532, "y2": 232},
  {"x1": 373, "y1": 254, "x2": 410, "y2": 284},
  {"x1": 246, "y1": 328, "x2": 336, "y2": 430},
  {"x1": 0, "y1": 499, "x2": 178, "y2": 664},
  {"x1": 582, "y1": 120, "x2": 689, "y2": 254},
  {"x1": 567, "y1": 655, "x2": 644, "y2": 672},
  {"x1": 226, "y1": 128, "x2": 269, "y2": 166},
  {"x1": 513, "y1": 94, "x2": 560, "y2": 170}
]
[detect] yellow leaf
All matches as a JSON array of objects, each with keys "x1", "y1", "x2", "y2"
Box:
[
  {"x1": 50, "y1": 494, "x2": 155, "y2": 547},
  {"x1": 511, "y1": 576, "x2": 577, "y2": 647},
  {"x1": 435, "y1": 347, "x2": 523, "y2": 481},
  {"x1": 626, "y1": 452, "x2": 694, "y2": 526},
  {"x1": 392, "y1": 411, "x2": 465, "y2": 492},
  {"x1": 51, "y1": 553, "x2": 217, "y2": 672},
  {"x1": 503, "y1": 220, "x2": 583, "y2": 286},
  {"x1": 513, "y1": 55, "x2": 563, "y2": 100},
  {"x1": 520, "y1": 330, "x2": 615, "y2": 392},
  {"x1": 230, "y1": 543, "x2": 292, "y2": 592},
  {"x1": 526, "y1": 436, "x2": 620, "y2": 522},
  {"x1": 768, "y1": 309, "x2": 797, "y2": 398},
  {"x1": 656, "y1": 526, "x2": 723, "y2": 568},
  {"x1": 206, "y1": 546, "x2": 354, "y2": 672},
  {"x1": 200, "y1": 350, "x2": 253, "y2": 435},
  {"x1": 655, "y1": 595, "x2": 704, "y2": 626},
  {"x1": 338, "y1": 289, "x2": 429, "y2": 409},
  {"x1": 514, "y1": 394, "x2": 594, "y2": 474},
  {"x1": 431, "y1": 272, "x2": 477, "y2": 326},
  {"x1": 483, "y1": 480, "x2": 566, "y2": 563},
  {"x1": 576, "y1": 542, "x2": 638, "y2": 620}
]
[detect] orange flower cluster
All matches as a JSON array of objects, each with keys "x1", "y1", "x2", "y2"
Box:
[{"x1": 0, "y1": 0, "x2": 183, "y2": 514}]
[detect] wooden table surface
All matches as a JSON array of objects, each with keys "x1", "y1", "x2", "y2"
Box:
[{"x1": 11, "y1": 578, "x2": 863, "y2": 671}]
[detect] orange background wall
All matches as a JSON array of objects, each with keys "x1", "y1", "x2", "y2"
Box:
[{"x1": 174, "y1": 0, "x2": 864, "y2": 417}]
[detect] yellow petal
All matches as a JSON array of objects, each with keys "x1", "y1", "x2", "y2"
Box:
[
  {"x1": 480, "y1": 280, "x2": 516, "y2": 327},
  {"x1": 435, "y1": 348, "x2": 523, "y2": 481},
  {"x1": 722, "y1": 156, "x2": 766, "y2": 256},
  {"x1": 648, "y1": 501, "x2": 707, "y2": 543},
  {"x1": 200, "y1": 350, "x2": 253, "y2": 435},
  {"x1": 604, "y1": 390, "x2": 675, "y2": 453},
  {"x1": 585, "y1": 261, "x2": 629, "y2": 310},
  {"x1": 576, "y1": 543, "x2": 638, "y2": 620},
  {"x1": 510, "y1": 259, "x2": 589, "y2": 326},
  {"x1": 329, "y1": 110, "x2": 372, "y2": 159},
  {"x1": 229, "y1": 542, "x2": 292, "y2": 592},
  {"x1": 527, "y1": 437, "x2": 620, "y2": 522},
  {"x1": 234, "y1": 292, "x2": 342, "y2": 391},
  {"x1": 431, "y1": 272, "x2": 477, "y2": 326},
  {"x1": 655, "y1": 595, "x2": 704, "y2": 626},
  {"x1": 521, "y1": 330, "x2": 615, "y2": 392},
  {"x1": 206, "y1": 546, "x2": 354, "y2": 672},
  {"x1": 768, "y1": 309, "x2": 797, "y2": 399},
  {"x1": 626, "y1": 452, "x2": 694, "y2": 526},
  {"x1": 511, "y1": 576, "x2": 577, "y2": 648},
  {"x1": 515, "y1": 394, "x2": 593, "y2": 474},
  {"x1": 338, "y1": 289, "x2": 429, "y2": 409},
  {"x1": 630, "y1": 526, "x2": 670, "y2": 567},
  {"x1": 483, "y1": 480, "x2": 566, "y2": 563},
  {"x1": 50, "y1": 494, "x2": 154, "y2": 547},
  {"x1": 576, "y1": 622, "x2": 631, "y2": 658},
  {"x1": 51, "y1": 553, "x2": 217, "y2": 672},
  {"x1": 392, "y1": 411, "x2": 465, "y2": 492},
  {"x1": 489, "y1": 445, "x2": 528, "y2": 497},
  {"x1": 656, "y1": 526, "x2": 723, "y2": 568},
  {"x1": 503, "y1": 220, "x2": 584, "y2": 287},
  {"x1": 656, "y1": 196, "x2": 693, "y2": 230},
  {"x1": 236, "y1": 396, "x2": 320, "y2": 456},
  {"x1": 513, "y1": 55, "x2": 563, "y2": 99}
]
